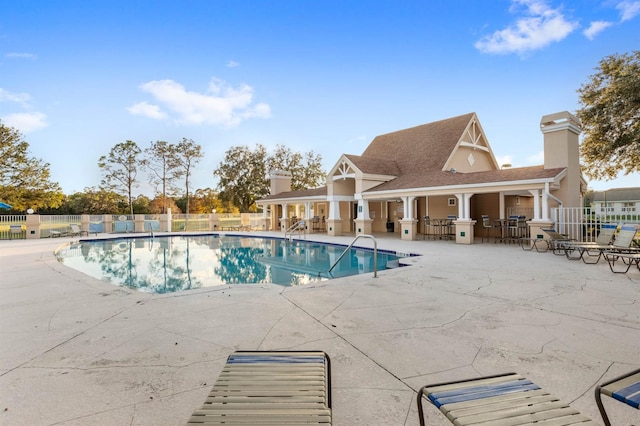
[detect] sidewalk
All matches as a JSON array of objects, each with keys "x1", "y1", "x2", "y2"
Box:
[{"x1": 1, "y1": 233, "x2": 638, "y2": 425}]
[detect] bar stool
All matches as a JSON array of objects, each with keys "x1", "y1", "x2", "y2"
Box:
[
  {"x1": 446, "y1": 215, "x2": 457, "y2": 240},
  {"x1": 423, "y1": 216, "x2": 432, "y2": 240},
  {"x1": 507, "y1": 215, "x2": 520, "y2": 243},
  {"x1": 481, "y1": 215, "x2": 493, "y2": 242}
]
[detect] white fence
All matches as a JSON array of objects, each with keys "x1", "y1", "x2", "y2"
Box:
[
  {"x1": 552, "y1": 207, "x2": 640, "y2": 242},
  {"x1": 0, "y1": 212, "x2": 266, "y2": 240},
  {"x1": 0, "y1": 214, "x2": 27, "y2": 239}
]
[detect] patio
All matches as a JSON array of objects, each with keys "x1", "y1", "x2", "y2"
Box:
[{"x1": 0, "y1": 232, "x2": 638, "y2": 425}]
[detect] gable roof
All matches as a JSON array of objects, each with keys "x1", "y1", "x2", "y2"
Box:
[{"x1": 361, "y1": 112, "x2": 475, "y2": 174}]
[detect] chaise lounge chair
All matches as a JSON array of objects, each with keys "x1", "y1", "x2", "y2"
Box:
[
  {"x1": 564, "y1": 224, "x2": 639, "y2": 264},
  {"x1": 186, "y1": 350, "x2": 332, "y2": 425},
  {"x1": 540, "y1": 228, "x2": 576, "y2": 255},
  {"x1": 594, "y1": 367, "x2": 640, "y2": 426},
  {"x1": 417, "y1": 372, "x2": 597, "y2": 426},
  {"x1": 68, "y1": 224, "x2": 89, "y2": 237}
]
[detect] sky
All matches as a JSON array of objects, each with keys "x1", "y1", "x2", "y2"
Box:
[{"x1": 1, "y1": 0, "x2": 639, "y2": 199}]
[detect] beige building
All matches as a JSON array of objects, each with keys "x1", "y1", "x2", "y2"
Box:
[{"x1": 257, "y1": 111, "x2": 587, "y2": 244}]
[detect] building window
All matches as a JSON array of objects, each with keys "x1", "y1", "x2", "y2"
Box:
[
  {"x1": 448, "y1": 198, "x2": 456, "y2": 206},
  {"x1": 622, "y1": 202, "x2": 636, "y2": 212}
]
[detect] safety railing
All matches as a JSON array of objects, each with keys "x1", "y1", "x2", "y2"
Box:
[
  {"x1": 285, "y1": 220, "x2": 306, "y2": 241},
  {"x1": 326, "y1": 234, "x2": 378, "y2": 278}
]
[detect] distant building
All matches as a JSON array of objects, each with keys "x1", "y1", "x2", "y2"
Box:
[{"x1": 590, "y1": 188, "x2": 640, "y2": 217}]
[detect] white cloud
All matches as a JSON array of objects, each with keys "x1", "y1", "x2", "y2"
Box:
[
  {"x1": 127, "y1": 101, "x2": 168, "y2": 120},
  {"x1": 475, "y1": 0, "x2": 578, "y2": 54},
  {"x1": 0, "y1": 88, "x2": 31, "y2": 107},
  {"x1": 226, "y1": 60, "x2": 240, "y2": 68},
  {"x1": 616, "y1": 0, "x2": 640, "y2": 21},
  {"x1": 129, "y1": 78, "x2": 271, "y2": 127},
  {"x1": 5, "y1": 52, "x2": 37, "y2": 60},
  {"x1": 3, "y1": 112, "x2": 48, "y2": 133},
  {"x1": 583, "y1": 21, "x2": 614, "y2": 39}
]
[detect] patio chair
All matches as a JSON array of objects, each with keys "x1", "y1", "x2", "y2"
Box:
[
  {"x1": 594, "y1": 367, "x2": 640, "y2": 426},
  {"x1": 417, "y1": 372, "x2": 597, "y2": 426},
  {"x1": 9, "y1": 225, "x2": 23, "y2": 239},
  {"x1": 540, "y1": 228, "x2": 576, "y2": 255},
  {"x1": 602, "y1": 249, "x2": 640, "y2": 274},
  {"x1": 580, "y1": 223, "x2": 618, "y2": 246},
  {"x1": 68, "y1": 224, "x2": 89, "y2": 237},
  {"x1": 186, "y1": 350, "x2": 332, "y2": 425},
  {"x1": 565, "y1": 224, "x2": 639, "y2": 264}
]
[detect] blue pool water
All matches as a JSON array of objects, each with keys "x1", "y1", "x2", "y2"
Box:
[{"x1": 55, "y1": 234, "x2": 412, "y2": 292}]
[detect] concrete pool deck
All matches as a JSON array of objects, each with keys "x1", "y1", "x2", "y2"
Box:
[{"x1": 0, "y1": 232, "x2": 638, "y2": 426}]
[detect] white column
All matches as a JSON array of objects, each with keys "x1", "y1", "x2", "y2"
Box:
[
  {"x1": 499, "y1": 192, "x2": 505, "y2": 219},
  {"x1": 401, "y1": 196, "x2": 415, "y2": 219},
  {"x1": 452, "y1": 193, "x2": 474, "y2": 219},
  {"x1": 357, "y1": 199, "x2": 369, "y2": 219},
  {"x1": 328, "y1": 200, "x2": 340, "y2": 220},
  {"x1": 281, "y1": 203, "x2": 289, "y2": 219},
  {"x1": 542, "y1": 183, "x2": 550, "y2": 220},
  {"x1": 305, "y1": 202, "x2": 312, "y2": 220},
  {"x1": 407, "y1": 197, "x2": 416, "y2": 219},
  {"x1": 465, "y1": 194, "x2": 472, "y2": 219},
  {"x1": 529, "y1": 189, "x2": 541, "y2": 220}
]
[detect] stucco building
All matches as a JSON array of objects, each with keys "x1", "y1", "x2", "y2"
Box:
[{"x1": 257, "y1": 111, "x2": 587, "y2": 244}]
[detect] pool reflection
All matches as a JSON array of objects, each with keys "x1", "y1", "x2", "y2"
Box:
[{"x1": 56, "y1": 235, "x2": 407, "y2": 293}]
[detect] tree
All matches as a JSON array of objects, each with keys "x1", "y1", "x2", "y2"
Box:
[
  {"x1": 173, "y1": 138, "x2": 203, "y2": 214},
  {"x1": 98, "y1": 140, "x2": 142, "y2": 216},
  {"x1": 65, "y1": 187, "x2": 126, "y2": 214},
  {"x1": 142, "y1": 140, "x2": 181, "y2": 213},
  {"x1": 149, "y1": 196, "x2": 181, "y2": 214},
  {"x1": 577, "y1": 51, "x2": 640, "y2": 180},
  {"x1": 193, "y1": 187, "x2": 225, "y2": 213},
  {"x1": 132, "y1": 194, "x2": 151, "y2": 214},
  {"x1": 267, "y1": 145, "x2": 325, "y2": 190},
  {"x1": 0, "y1": 121, "x2": 64, "y2": 211},
  {"x1": 214, "y1": 144, "x2": 326, "y2": 212},
  {"x1": 214, "y1": 144, "x2": 269, "y2": 212}
]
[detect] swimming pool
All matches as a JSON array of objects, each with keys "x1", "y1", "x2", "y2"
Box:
[{"x1": 55, "y1": 234, "x2": 412, "y2": 292}]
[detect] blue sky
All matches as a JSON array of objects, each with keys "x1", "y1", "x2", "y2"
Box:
[{"x1": 1, "y1": 0, "x2": 639, "y2": 197}]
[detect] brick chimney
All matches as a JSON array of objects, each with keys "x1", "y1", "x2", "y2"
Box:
[{"x1": 540, "y1": 111, "x2": 583, "y2": 208}]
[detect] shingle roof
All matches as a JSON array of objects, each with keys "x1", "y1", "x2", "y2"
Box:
[
  {"x1": 260, "y1": 186, "x2": 328, "y2": 201},
  {"x1": 361, "y1": 112, "x2": 475, "y2": 174},
  {"x1": 343, "y1": 154, "x2": 400, "y2": 176},
  {"x1": 592, "y1": 187, "x2": 640, "y2": 202},
  {"x1": 364, "y1": 166, "x2": 565, "y2": 193}
]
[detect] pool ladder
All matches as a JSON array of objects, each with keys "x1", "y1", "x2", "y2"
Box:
[
  {"x1": 285, "y1": 220, "x2": 306, "y2": 241},
  {"x1": 325, "y1": 234, "x2": 378, "y2": 278}
]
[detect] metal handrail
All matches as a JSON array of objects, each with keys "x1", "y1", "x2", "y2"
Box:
[
  {"x1": 285, "y1": 220, "x2": 306, "y2": 241},
  {"x1": 326, "y1": 234, "x2": 378, "y2": 278}
]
